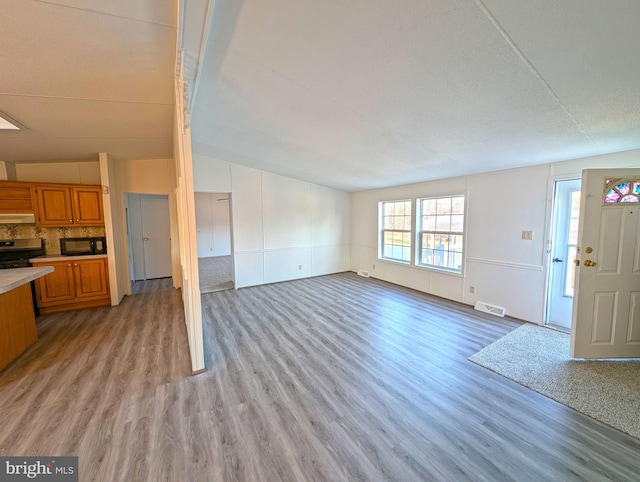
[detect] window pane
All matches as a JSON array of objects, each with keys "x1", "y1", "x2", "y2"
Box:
[
  {"x1": 436, "y1": 197, "x2": 452, "y2": 215},
  {"x1": 564, "y1": 246, "x2": 577, "y2": 297},
  {"x1": 422, "y1": 215, "x2": 436, "y2": 231},
  {"x1": 435, "y1": 215, "x2": 451, "y2": 231},
  {"x1": 422, "y1": 199, "x2": 436, "y2": 215},
  {"x1": 384, "y1": 231, "x2": 393, "y2": 245},
  {"x1": 449, "y1": 234, "x2": 463, "y2": 252},
  {"x1": 451, "y1": 196, "x2": 465, "y2": 214},
  {"x1": 385, "y1": 216, "x2": 394, "y2": 229},
  {"x1": 450, "y1": 214, "x2": 464, "y2": 232}
]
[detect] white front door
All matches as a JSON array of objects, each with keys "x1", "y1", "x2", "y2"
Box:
[
  {"x1": 571, "y1": 169, "x2": 640, "y2": 358},
  {"x1": 547, "y1": 179, "x2": 581, "y2": 329}
]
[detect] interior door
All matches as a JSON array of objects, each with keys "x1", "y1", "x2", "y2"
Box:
[
  {"x1": 548, "y1": 179, "x2": 581, "y2": 329},
  {"x1": 571, "y1": 169, "x2": 640, "y2": 358},
  {"x1": 140, "y1": 196, "x2": 172, "y2": 279}
]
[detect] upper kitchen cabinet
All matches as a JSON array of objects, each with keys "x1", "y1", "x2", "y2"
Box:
[
  {"x1": 34, "y1": 183, "x2": 104, "y2": 227},
  {"x1": 0, "y1": 181, "x2": 35, "y2": 213},
  {"x1": 71, "y1": 186, "x2": 104, "y2": 226}
]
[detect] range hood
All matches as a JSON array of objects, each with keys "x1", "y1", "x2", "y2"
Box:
[{"x1": 0, "y1": 213, "x2": 36, "y2": 224}]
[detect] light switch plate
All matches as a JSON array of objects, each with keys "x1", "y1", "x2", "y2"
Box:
[{"x1": 522, "y1": 230, "x2": 534, "y2": 240}]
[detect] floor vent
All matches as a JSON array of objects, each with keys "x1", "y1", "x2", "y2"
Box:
[
  {"x1": 474, "y1": 301, "x2": 506, "y2": 317},
  {"x1": 357, "y1": 270, "x2": 370, "y2": 278}
]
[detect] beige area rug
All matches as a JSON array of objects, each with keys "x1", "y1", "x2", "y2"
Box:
[
  {"x1": 469, "y1": 324, "x2": 640, "y2": 439},
  {"x1": 198, "y1": 256, "x2": 234, "y2": 294}
]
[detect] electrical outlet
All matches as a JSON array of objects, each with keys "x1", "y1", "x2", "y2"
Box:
[
  {"x1": 522, "y1": 230, "x2": 534, "y2": 241},
  {"x1": 298, "y1": 265, "x2": 302, "y2": 270},
  {"x1": 373, "y1": 264, "x2": 376, "y2": 269},
  {"x1": 469, "y1": 286, "x2": 475, "y2": 294}
]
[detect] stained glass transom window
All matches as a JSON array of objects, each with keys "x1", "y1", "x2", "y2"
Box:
[{"x1": 604, "y1": 178, "x2": 640, "y2": 204}]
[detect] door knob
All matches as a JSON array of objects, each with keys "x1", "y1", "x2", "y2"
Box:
[
  {"x1": 583, "y1": 259, "x2": 596, "y2": 267},
  {"x1": 552, "y1": 258, "x2": 563, "y2": 263},
  {"x1": 143, "y1": 237, "x2": 149, "y2": 241}
]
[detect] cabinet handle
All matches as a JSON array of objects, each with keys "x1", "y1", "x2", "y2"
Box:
[
  {"x1": 68, "y1": 264, "x2": 71, "y2": 267},
  {"x1": 74, "y1": 263, "x2": 78, "y2": 266},
  {"x1": 76, "y1": 219, "x2": 79, "y2": 222},
  {"x1": 69, "y1": 219, "x2": 73, "y2": 223}
]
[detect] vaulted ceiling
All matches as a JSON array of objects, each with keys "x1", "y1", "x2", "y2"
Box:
[
  {"x1": 2, "y1": 1, "x2": 639, "y2": 192},
  {"x1": 191, "y1": 0, "x2": 640, "y2": 191}
]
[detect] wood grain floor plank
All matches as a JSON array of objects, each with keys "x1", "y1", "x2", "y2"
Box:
[{"x1": 1, "y1": 273, "x2": 640, "y2": 481}]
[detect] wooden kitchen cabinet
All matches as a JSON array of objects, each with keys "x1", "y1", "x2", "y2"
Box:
[
  {"x1": 32, "y1": 258, "x2": 110, "y2": 314},
  {"x1": 34, "y1": 261, "x2": 75, "y2": 305},
  {"x1": 73, "y1": 258, "x2": 110, "y2": 299},
  {"x1": 0, "y1": 181, "x2": 36, "y2": 213},
  {"x1": 71, "y1": 186, "x2": 104, "y2": 225},
  {"x1": 34, "y1": 183, "x2": 104, "y2": 227},
  {"x1": 0, "y1": 283, "x2": 38, "y2": 371}
]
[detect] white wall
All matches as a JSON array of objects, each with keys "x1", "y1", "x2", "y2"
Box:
[
  {"x1": 351, "y1": 149, "x2": 640, "y2": 323},
  {"x1": 116, "y1": 158, "x2": 181, "y2": 289},
  {"x1": 194, "y1": 192, "x2": 231, "y2": 257},
  {"x1": 15, "y1": 160, "x2": 101, "y2": 184},
  {"x1": 193, "y1": 154, "x2": 351, "y2": 288}
]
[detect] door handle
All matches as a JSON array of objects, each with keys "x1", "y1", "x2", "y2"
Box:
[
  {"x1": 583, "y1": 259, "x2": 596, "y2": 267},
  {"x1": 552, "y1": 258, "x2": 563, "y2": 263},
  {"x1": 143, "y1": 237, "x2": 149, "y2": 241}
]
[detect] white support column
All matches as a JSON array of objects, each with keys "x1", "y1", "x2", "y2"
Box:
[{"x1": 174, "y1": 47, "x2": 205, "y2": 374}]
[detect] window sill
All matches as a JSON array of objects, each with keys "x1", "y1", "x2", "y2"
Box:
[
  {"x1": 378, "y1": 257, "x2": 410, "y2": 265},
  {"x1": 376, "y1": 257, "x2": 465, "y2": 277}
]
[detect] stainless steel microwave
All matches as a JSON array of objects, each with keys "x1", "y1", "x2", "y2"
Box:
[{"x1": 60, "y1": 237, "x2": 107, "y2": 256}]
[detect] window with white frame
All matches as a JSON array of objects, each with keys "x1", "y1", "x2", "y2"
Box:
[
  {"x1": 379, "y1": 199, "x2": 412, "y2": 263},
  {"x1": 417, "y1": 195, "x2": 465, "y2": 272}
]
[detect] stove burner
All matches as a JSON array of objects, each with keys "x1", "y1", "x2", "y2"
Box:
[{"x1": 0, "y1": 238, "x2": 45, "y2": 268}]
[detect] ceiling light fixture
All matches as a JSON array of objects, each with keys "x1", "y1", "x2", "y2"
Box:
[{"x1": 0, "y1": 112, "x2": 22, "y2": 130}]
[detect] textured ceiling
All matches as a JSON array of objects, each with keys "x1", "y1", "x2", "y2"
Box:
[
  {"x1": 191, "y1": 0, "x2": 640, "y2": 191},
  {"x1": 0, "y1": 0, "x2": 176, "y2": 162}
]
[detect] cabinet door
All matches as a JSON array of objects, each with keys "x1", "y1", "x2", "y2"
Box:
[
  {"x1": 34, "y1": 262, "x2": 76, "y2": 305},
  {"x1": 35, "y1": 185, "x2": 73, "y2": 226},
  {"x1": 74, "y1": 259, "x2": 109, "y2": 299},
  {"x1": 72, "y1": 186, "x2": 104, "y2": 225},
  {"x1": 0, "y1": 182, "x2": 35, "y2": 213}
]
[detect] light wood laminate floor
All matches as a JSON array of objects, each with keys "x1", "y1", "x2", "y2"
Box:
[{"x1": 1, "y1": 273, "x2": 639, "y2": 481}]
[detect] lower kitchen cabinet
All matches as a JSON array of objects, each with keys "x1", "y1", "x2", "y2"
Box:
[{"x1": 32, "y1": 258, "x2": 110, "y2": 314}]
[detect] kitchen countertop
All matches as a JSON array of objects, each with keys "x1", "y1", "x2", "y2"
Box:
[
  {"x1": 30, "y1": 254, "x2": 108, "y2": 263},
  {"x1": 0, "y1": 266, "x2": 54, "y2": 294}
]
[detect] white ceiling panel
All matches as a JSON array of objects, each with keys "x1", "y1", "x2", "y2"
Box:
[
  {"x1": 0, "y1": 1, "x2": 176, "y2": 164},
  {"x1": 481, "y1": 0, "x2": 640, "y2": 142},
  {"x1": 34, "y1": 0, "x2": 177, "y2": 26},
  {"x1": 191, "y1": 0, "x2": 640, "y2": 191},
  {"x1": 3, "y1": 1, "x2": 639, "y2": 187},
  {"x1": 0, "y1": 1, "x2": 175, "y2": 103},
  {"x1": 1, "y1": 137, "x2": 173, "y2": 162},
  {"x1": 0, "y1": 95, "x2": 173, "y2": 139}
]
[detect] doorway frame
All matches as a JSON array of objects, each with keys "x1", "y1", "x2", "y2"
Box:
[
  {"x1": 543, "y1": 173, "x2": 582, "y2": 327},
  {"x1": 193, "y1": 190, "x2": 236, "y2": 291}
]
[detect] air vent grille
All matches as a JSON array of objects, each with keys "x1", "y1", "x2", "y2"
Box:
[{"x1": 474, "y1": 301, "x2": 506, "y2": 317}]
